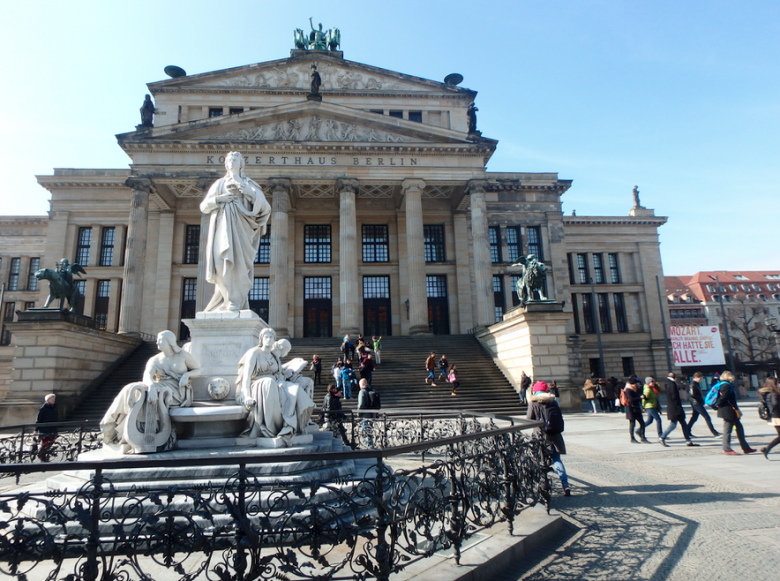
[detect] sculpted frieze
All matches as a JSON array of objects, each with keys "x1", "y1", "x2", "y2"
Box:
[{"x1": 215, "y1": 116, "x2": 409, "y2": 143}]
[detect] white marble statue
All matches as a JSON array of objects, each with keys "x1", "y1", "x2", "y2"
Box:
[
  {"x1": 236, "y1": 328, "x2": 316, "y2": 441},
  {"x1": 273, "y1": 338, "x2": 316, "y2": 420},
  {"x1": 200, "y1": 151, "x2": 272, "y2": 312},
  {"x1": 101, "y1": 331, "x2": 201, "y2": 454}
]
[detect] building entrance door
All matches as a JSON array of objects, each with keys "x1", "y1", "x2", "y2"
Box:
[
  {"x1": 426, "y1": 275, "x2": 450, "y2": 335},
  {"x1": 362, "y1": 276, "x2": 392, "y2": 336},
  {"x1": 303, "y1": 277, "x2": 332, "y2": 337}
]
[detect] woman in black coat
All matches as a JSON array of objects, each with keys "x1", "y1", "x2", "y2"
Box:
[
  {"x1": 624, "y1": 379, "x2": 650, "y2": 444},
  {"x1": 716, "y1": 371, "x2": 756, "y2": 455},
  {"x1": 759, "y1": 378, "x2": 780, "y2": 459}
]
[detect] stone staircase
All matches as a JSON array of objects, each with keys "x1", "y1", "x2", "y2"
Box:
[{"x1": 66, "y1": 334, "x2": 525, "y2": 421}]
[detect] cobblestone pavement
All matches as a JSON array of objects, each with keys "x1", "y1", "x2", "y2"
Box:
[{"x1": 499, "y1": 394, "x2": 780, "y2": 581}]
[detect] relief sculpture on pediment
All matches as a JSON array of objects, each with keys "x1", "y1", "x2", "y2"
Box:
[{"x1": 215, "y1": 116, "x2": 409, "y2": 143}]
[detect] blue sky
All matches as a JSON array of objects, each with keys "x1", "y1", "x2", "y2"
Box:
[{"x1": 1, "y1": 0, "x2": 777, "y2": 275}]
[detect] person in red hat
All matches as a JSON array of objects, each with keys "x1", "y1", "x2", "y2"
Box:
[{"x1": 526, "y1": 381, "x2": 571, "y2": 496}]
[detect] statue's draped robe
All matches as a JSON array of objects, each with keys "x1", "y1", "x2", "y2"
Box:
[
  {"x1": 200, "y1": 175, "x2": 271, "y2": 311},
  {"x1": 236, "y1": 347, "x2": 316, "y2": 439}
]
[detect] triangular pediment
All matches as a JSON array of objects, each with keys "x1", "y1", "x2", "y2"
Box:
[
  {"x1": 119, "y1": 101, "x2": 490, "y2": 146},
  {"x1": 148, "y1": 53, "x2": 473, "y2": 95}
]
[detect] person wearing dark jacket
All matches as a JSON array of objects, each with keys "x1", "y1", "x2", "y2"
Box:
[
  {"x1": 624, "y1": 379, "x2": 651, "y2": 444},
  {"x1": 660, "y1": 373, "x2": 698, "y2": 447},
  {"x1": 357, "y1": 378, "x2": 380, "y2": 448},
  {"x1": 519, "y1": 372, "x2": 531, "y2": 405},
  {"x1": 759, "y1": 378, "x2": 780, "y2": 459},
  {"x1": 526, "y1": 381, "x2": 570, "y2": 496},
  {"x1": 687, "y1": 372, "x2": 719, "y2": 437},
  {"x1": 35, "y1": 393, "x2": 59, "y2": 461},
  {"x1": 322, "y1": 384, "x2": 349, "y2": 446},
  {"x1": 716, "y1": 371, "x2": 756, "y2": 455},
  {"x1": 359, "y1": 354, "x2": 375, "y2": 385}
]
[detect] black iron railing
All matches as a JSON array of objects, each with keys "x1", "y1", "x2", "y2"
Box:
[{"x1": 0, "y1": 411, "x2": 550, "y2": 581}]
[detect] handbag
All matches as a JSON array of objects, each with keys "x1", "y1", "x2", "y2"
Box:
[{"x1": 731, "y1": 405, "x2": 741, "y2": 420}]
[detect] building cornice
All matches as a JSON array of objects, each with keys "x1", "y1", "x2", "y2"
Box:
[{"x1": 563, "y1": 216, "x2": 668, "y2": 226}]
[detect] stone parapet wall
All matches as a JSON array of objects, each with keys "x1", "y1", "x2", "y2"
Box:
[{"x1": 0, "y1": 314, "x2": 140, "y2": 426}]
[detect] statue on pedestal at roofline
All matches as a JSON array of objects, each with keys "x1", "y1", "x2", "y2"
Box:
[{"x1": 294, "y1": 19, "x2": 340, "y2": 51}]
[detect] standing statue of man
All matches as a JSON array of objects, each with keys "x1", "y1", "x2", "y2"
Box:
[
  {"x1": 632, "y1": 185, "x2": 641, "y2": 208},
  {"x1": 309, "y1": 18, "x2": 328, "y2": 50},
  {"x1": 467, "y1": 102, "x2": 479, "y2": 133},
  {"x1": 140, "y1": 95, "x2": 154, "y2": 127},
  {"x1": 200, "y1": 152, "x2": 272, "y2": 312},
  {"x1": 310, "y1": 63, "x2": 322, "y2": 96}
]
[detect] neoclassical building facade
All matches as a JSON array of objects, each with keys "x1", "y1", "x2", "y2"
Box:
[{"x1": 0, "y1": 47, "x2": 672, "y2": 397}]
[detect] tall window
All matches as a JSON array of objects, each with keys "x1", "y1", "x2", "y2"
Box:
[
  {"x1": 362, "y1": 225, "x2": 389, "y2": 262},
  {"x1": 76, "y1": 227, "x2": 92, "y2": 265},
  {"x1": 424, "y1": 225, "x2": 445, "y2": 262},
  {"x1": 576, "y1": 254, "x2": 589, "y2": 284},
  {"x1": 304, "y1": 225, "x2": 331, "y2": 263},
  {"x1": 622, "y1": 357, "x2": 635, "y2": 377},
  {"x1": 255, "y1": 227, "x2": 271, "y2": 264},
  {"x1": 0, "y1": 301, "x2": 15, "y2": 346},
  {"x1": 99, "y1": 227, "x2": 115, "y2": 266},
  {"x1": 597, "y1": 293, "x2": 612, "y2": 332},
  {"x1": 248, "y1": 277, "x2": 269, "y2": 320},
  {"x1": 7, "y1": 258, "x2": 20, "y2": 291},
  {"x1": 489, "y1": 226, "x2": 501, "y2": 263},
  {"x1": 510, "y1": 275, "x2": 521, "y2": 306},
  {"x1": 24, "y1": 301, "x2": 35, "y2": 311},
  {"x1": 180, "y1": 278, "x2": 197, "y2": 340},
  {"x1": 304, "y1": 277, "x2": 332, "y2": 299},
  {"x1": 363, "y1": 276, "x2": 390, "y2": 299},
  {"x1": 581, "y1": 293, "x2": 595, "y2": 333},
  {"x1": 593, "y1": 254, "x2": 605, "y2": 284},
  {"x1": 614, "y1": 293, "x2": 628, "y2": 332},
  {"x1": 408, "y1": 111, "x2": 422, "y2": 122},
  {"x1": 527, "y1": 226, "x2": 543, "y2": 260},
  {"x1": 94, "y1": 281, "x2": 110, "y2": 330},
  {"x1": 426, "y1": 275, "x2": 448, "y2": 298},
  {"x1": 74, "y1": 280, "x2": 86, "y2": 315},
  {"x1": 27, "y1": 258, "x2": 40, "y2": 291},
  {"x1": 572, "y1": 294, "x2": 581, "y2": 334},
  {"x1": 184, "y1": 225, "x2": 200, "y2": 265},
  {"x1": 493, "y1": 275, "x2": 505, "y2": 322},
  {"x1": 506, "y1": 227, "x2": 521, "y2": 263}
]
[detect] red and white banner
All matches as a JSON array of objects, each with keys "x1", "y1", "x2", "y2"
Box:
[{"x1": 669, "y1": 325, "x2": 726, "y2": 366}]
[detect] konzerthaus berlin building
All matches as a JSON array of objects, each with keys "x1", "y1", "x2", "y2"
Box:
[{"x1": 0, "y1": 43, "x2": 672, "y2": 393}]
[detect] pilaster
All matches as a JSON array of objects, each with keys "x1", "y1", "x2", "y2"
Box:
[
  {"x1": 118, "y1": 178, "x2": 151, "y2": 334},
  {"x1": 152, "y1": 211, "x2": 175, "y2": 336},
  {"x1": 268, "y1": 179, "x2": 292, "y2": 337},
  {"x1": 337, "y1": 178, "x2": 360, "y2": 335},
  {"x1": 402, "y1": 178, "x2": 429, "y2": 335},
  {"x1": 468, "y1": 180, "x2": 493, "y2": 328},
  {"x1": 453, "y1": 212, "x2": 474, "y2": 332}
]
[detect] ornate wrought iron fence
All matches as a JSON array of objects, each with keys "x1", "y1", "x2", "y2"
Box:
[{"x1": 0, "y1": 412, "x2": 550, "y2": 581}]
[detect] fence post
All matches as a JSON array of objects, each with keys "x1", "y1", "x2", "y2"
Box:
[
  {"x1": 85, "y1": 467, "x2": 103, "y2": 581},
  {"x1": 16, "y1": 425, "x2": 26, "y2": 465},
  {"x1": 374, "y1": 453, "x2": 392, "y2": 581},
  {"x1": 234, "y1": 462, "x2": 248, "y2": 581}
]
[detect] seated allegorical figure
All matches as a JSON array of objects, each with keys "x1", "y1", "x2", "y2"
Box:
[
  {"x1": 236, "y1": 328, "x2": 316, "y2": 441},
  {"x1": 101, "y1": 330, "x2": 200, "y2": 454}
]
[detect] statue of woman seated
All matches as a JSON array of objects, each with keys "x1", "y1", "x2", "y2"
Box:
[
  {"x1": 101, "y1": 330, "x2": 200, "y2": 454},
  {"x1": 236, "y1": 328, "x2": 316, "y2": 442}
]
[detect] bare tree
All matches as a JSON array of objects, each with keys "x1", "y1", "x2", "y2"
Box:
[{"x1": 721, "y1": 295, "x2": 774, "y2": 361}]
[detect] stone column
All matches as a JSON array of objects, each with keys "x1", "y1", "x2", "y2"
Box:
[
  {"x1": 453, "y1": 212, "x2": 474, "y2": 332},
  {"x1": 468, "y1": 180, "x2": 494, "y2": 328},
  {"x1": 337, "y1": 178, "x2": 360, "y2": 335},
  {"x1": 195, "y1": 178, "x2": 215, "y2": 312},
  {"x1": 152, "y1": 211, "x2": 175, "y2": 336},
  {"x1": 268, "y1": 179, "x2": 292, "y2": 336},
  {"x1": 402, "y1": 178, "x2": 430, "y2": 335},
  {"x1": 118, "y1": 178, "x2": 151, "y2": 334}
]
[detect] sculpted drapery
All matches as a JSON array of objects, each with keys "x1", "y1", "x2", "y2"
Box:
[{"x1": 200, "y1": 152, "x2": 271, "y2": 312}]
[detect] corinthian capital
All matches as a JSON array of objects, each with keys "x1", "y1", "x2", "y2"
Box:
[
  {"x1": 124, "y1": 177, "x2": 154, "y2": 192},
  {"x1": 335, "y1": 178, "x2": 360, "y2": 195}
]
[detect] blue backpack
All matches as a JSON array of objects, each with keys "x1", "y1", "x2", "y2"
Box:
[{"x1": 704, "y1": 381, "x2": 724, "y2": 409}]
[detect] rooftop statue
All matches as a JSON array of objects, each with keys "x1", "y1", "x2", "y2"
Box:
[
  {"x1": 632, "y1": 185, "x2": 642, "y2": 208},
  {"x1": 200, "y1": 152, "x2": 272, "y2": 313},
  {"x1": 293, "y1": 19, "x2": 340, "y2": 51},
  {"x1": 511, "y1": 254, "x2": 549, "y2": 305},
  {"x1": 36, "y1": 258, "x2": 87, "y2": 312},
  {"x1": 309, "y1": 63, "x2": 322, "y2": 99},
  {"x1": 467, "y1": 102, "x2": 479, "y2": 134},
  {"x1": 139, "y1": 94, "x2": 154, "y2": 128}
]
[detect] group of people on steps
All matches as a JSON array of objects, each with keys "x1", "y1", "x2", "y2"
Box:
[{"x1": 424, "y1": 351, "x2": 460, "y2": 396}]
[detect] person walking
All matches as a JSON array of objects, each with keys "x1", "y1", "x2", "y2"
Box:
[
  {"x1": 716, "y1": 370, "x2": 756, "y2": 455},
  {"x1": 583, "y1": 378, "x2": 598, "y2": 414},
  {"x1": 437, "y1": 354, "x2": 449, "y2": 381},
  {"x1": 310, "y1": 355, "x2": 322, "y2": 386},
  {"x1": 360, "y1": 354, "x2": 375, "y2": 385},
  {"x1": 372, "y1": 335, "x2": 382, "y2": 365},
  {"x1": 759, "y1": 378, "x2": 780, "y2": 459},
  {"x1": 341, "y1": 362, "x2": 356, "y2": 399},
  {"x1": 331, "y1": 359, "x2": 344, "y2": 393},
  {"x1": 624, "y1": 379, "x2": 650, "y2": 444},
  {"x1": 596, "y1": 378, "x2": 610, "y2": 413},
  {"x1": 526, "y1": 381, "x2": 571, "y2": 496},
  {"x1": 425, "y1": 352, "x2": 438, "y2": 387},
  {"x1": 660, "y1": 372, "x2": 698, "y2": 447},
  {"x1": 643, "y1": 378, "x2": 664, "y2": 441},
  {"x1": 357, "y1": 378, "x2": 381, "y2": 448},
  {"x1": 687, "y1": 372, "x2": 720, "y2": 437},
  {"x1": 519, "y1": 371, "x2": 531, "y2": 405},
  {"x1": 35, "y1": 393, "x2": 59, "y2": 462},
  {"x1": 448, "y1": 364, "x2": 460, "y2": 396}
]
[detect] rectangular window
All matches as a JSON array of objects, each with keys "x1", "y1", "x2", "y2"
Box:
[
  {"x1": 363, "y1": 276, "x2": 390, "y2": 299},
  {"x1": 76, "y1": 227, "x2": 92, "y2": 265},
  {"x1": 184, "y1": 225, "x2": 200, "y2": 265},
  {"x1": 94, "y1": 280, "x2": 110, "y2": 330},
  {"x1": 209, "y1": 107, "x2": 223, "y2": 118},
  {"x1": 489, "y1": 226, "x2": 501, "y2": 263},
  {"x1": 7, "y1": 258, "x2": 20, "y2": 291},
  {"x1": 614, "y1": 293, "x2": 628, "y2": 332},
  {"x1": 527, "y1": 226, "x2": 543, "y2": 260},
  {"x1": 576, "y1": 253, "x2": 589, "y2": 284},
  {"x1": 304, "y1": 277, "x2": 332, "y2": 299},
  {"x1": 567, "y1": 253, "x2": 576, "y2": 285},
  {"x1": 99, "y1": 227, "x2": 115, "y2": 266},
  {"x1": 248, "y1": 277, "x2": 269, "y2": 321},
  {"x1": 25, "y1": 301, "x2": 35, "y2": 311},
  {"x1": 572, "y1": 294, "x2": 581, "y2": 334},
  {"x1": 424, "y1": 224, "x2": 445, "y2": 262},
  {"x1": 229, "y1": 107, "x2": 244, "y2": 115},
  {"x1": 593, "y1": 253, "x2": 605, "y2": 284},
  {"x1": 408, "y1": 111, "x2": 422, "y2": 123},
  {"x1": 362, "y1": 225, "x2": 389, "y2": 263},
  {"x1": 255, "y1": 226, "x2": 271, "y2": 264},
  {"x1": 589, "y1": 358, "x2": 602, "y2": 377},
  {"x1": 27, "y1": 258, "x2": 40, "y2": 291},
  {"x1": 0, "y1": 301, "x2": 15, "y2": 346},
  {"x1": 510, "y1": 275, "x2": 521, "y2": 306},
  {"x1": 180, "y1": 278, "x2": 197, "y2": 340},
  {"x1": 622, "y1": 357, "x2": 635, "y2": 377},
  {"x1": 304, "y1": 225, "x2": 332, "y2": 263},
  {"x1": 608, "y1": 253, "x2": 621, "y2": 283},
  {"x1": 598, "y1": 293, "x2": 612, "y2": 332},
  {"x1": 388, "y1": 110, "x2": 403, "y2": 119},
  {"x1": 493, "y1": 275, "x2": 505, "y2": 323},
  {"x1": 426, "y1": 275, "x2": 448, "y2": 298},
  {"x1": 506, "y1": 227, "x2": 521, "y2": 263},
  {"x1": 581, "y1": 293, "x2": 595, "y2": 333},
  {"x1": 74, "y1": 280, "x2": 86, "y2": 315},
  {"x1": 369, "y1": 109, "x2": 384, "y2": 115}
]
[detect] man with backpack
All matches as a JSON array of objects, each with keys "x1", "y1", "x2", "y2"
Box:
[
  {"x1": 526, "y1": 381, "x2": 570, "y2": 496},
  {"x1": 357, "y1": 378, "x2": 381, "y2": 448}
]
